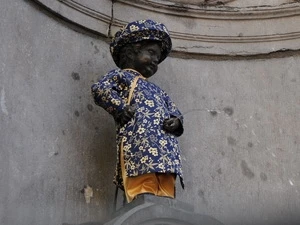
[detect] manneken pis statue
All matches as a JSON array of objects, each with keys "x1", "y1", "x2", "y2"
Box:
[{"x1": 91, "y1": 19, "x2": 184, "y2": 203}]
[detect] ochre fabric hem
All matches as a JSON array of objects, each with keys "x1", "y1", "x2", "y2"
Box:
[
  {"x1": 126, "y1": 172, "x2": 175, "y2": 203},
  {"x1": 120, "y1": 138, "x2": 176, "y2": 203}
]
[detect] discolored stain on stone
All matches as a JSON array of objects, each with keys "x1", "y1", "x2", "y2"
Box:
[
  {"x1": 277, "y1": 148, "x2": 284, "y2": 152},
  {"x1": 74, "y1": 110, "x2": 80, "y2": 117},
  {"x1": 48, "y1": 151, "x2": 58, "y2": 157},
  {"x1": 227, "y1": 136, "x2": 237, "y2": 146},
  {"x1": 211, "y1": 174, "x2": 215, "y2": 180},
  {"x1": 241, "y1": 160, "x2": 255, "y2": 179},
  {"x1": 197, "y1": 189, "x2": 208, "y2": 205},
  {"x1": 95, "y1": 127, "x2": 99, "y2": 131},
  {"x1": 221, "y1": 151, "x2": 225, "y2": 156},
  {"x1": 254, "y1": 112, "x2": 261, "y2": 121},
  {"x1": 71, "y1": 72, "x2": 80, "y2": 81},
  {"x1": 87, "y1": 104, "x2": 93, "y2": 111},
  {"x1": 94, "y1": 45, "x2": 100, "y2": 54},
  {"x1": 62, "y1": 130, "x2": 66, "y2": 135},
  {"x1": 198, "y1": 189, "x2": 204, "y2": 197},
  {"x1": 290, "y1": 78, "x2": 296, "y2": 82},
  {"x1": 217, "y1": 168, "x2": 222, "y2": 174},
  {"x1": 209, "y1": 110, "x2": 218, "y2": 116},
  {"x1": 223, "y1": 107, "x2": 234, "y2": 116},
  {"x1": 248, "y1": 142, "x2": 253, "y2": 148},
  {"x1": 260, "y1": 172, "x2": 268, "y2": 181}
]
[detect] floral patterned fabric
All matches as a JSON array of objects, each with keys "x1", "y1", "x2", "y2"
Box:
[
  {"x1": 91, "y1": 69, "x2": 184, "y2": 190},
  {"x1": 110, "y1": 19, "x2": 172, "y2": 67}
]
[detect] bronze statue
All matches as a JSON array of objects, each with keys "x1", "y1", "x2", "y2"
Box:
[{"x1": 91, "y1": 19, "x2": 184, "y2": 203}]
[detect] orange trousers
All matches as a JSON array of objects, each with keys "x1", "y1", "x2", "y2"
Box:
[
  {"x1": 124, "y1": 172, "x2": 176, "y2": 203},
  {"x1": 120, "y1": 139, "x2": 175, "y2": 203}
]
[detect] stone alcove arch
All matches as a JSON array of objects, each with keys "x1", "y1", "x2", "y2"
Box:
[{"x1": 33, "y1": 0, "x2": 300, "y2": 56}]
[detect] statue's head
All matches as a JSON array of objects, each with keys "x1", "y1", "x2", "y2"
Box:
[
  {"x1": 117, "y1": 40, "x2": 161, "y2": 78},
  {"x1": 110, "y1": 19, "x2": 172, "y2": 77}
]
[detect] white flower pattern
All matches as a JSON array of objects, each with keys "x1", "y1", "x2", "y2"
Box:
[{"x1": 91, "y1": 69, "x2": 184, "y2": 190}]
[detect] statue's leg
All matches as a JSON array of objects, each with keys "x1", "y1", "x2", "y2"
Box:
[
  {"x1": 125, "y1": 173, "x2": 157, "y2": 202},
  {"x1": 156, "y1": 173, "x2": 176, "y2": 198},
  {"x1": 125, "y1": 173, "x2": 176, "y2": 203}
]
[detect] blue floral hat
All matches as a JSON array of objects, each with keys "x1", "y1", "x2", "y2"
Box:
[{"x1": 110, "y1": 19, "x2": 172, "y2": 67}]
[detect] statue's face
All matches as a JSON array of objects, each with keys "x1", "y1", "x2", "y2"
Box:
[{"x1": 132, "y1": 41, "x2": 161, "y2": 78}]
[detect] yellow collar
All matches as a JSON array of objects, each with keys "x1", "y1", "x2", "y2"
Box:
[{"x1": 123, "y1": 68, "x2": 146, "y2": 79}]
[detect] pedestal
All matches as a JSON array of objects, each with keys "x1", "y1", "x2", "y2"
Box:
[{"x1": 104, "y1": 195, "x2": 224, "y2": 225}]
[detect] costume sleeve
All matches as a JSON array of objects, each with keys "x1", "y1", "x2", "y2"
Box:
[
  {"x1": 163, "y1": 91, "x2": 184, "y2": 137},
  {"x1": 91, "y1": 70, "x2": 127, "y2": 118}
]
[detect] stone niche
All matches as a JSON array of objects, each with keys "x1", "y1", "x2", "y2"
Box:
[
  {"x1": 33, "y1": 0, "x2": 300, "y2": 56},
  {"x1": 167, "y1": 0, "x2": 295, "y2": 7},
  {"x1": 63, "y1": 195, "x2": 224, "y2": 225}
]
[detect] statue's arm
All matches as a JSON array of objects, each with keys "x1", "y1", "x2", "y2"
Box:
[
  {"x1": 91, "y1": 71, "x2": 126, "y2": 119},
  {"x1": 162, "y1": 91, "x2": 184, "y2": 137}
]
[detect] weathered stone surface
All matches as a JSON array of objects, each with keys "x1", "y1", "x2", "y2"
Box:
[
  {"x1": 0, "y1": 1, "x2": 115, "y2": 224},
  {"x1": 32, "y1": 0, "x2": 300, "y2": 56}
]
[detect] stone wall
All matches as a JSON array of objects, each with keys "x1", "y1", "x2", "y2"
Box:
[
  {"x1": 0, "y1": 1, "x2": 116, "y2": 224},
  {"x1": 0, "y1": 1, "x2": 299, "y2": 225}
]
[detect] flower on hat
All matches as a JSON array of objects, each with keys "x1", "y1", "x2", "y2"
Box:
[
  {"x1": 138, "y1": 20, "x2": 146, "y2": 24},
  {"x1": 129, "y1": 25, "x2": 139, "y2": 32}
]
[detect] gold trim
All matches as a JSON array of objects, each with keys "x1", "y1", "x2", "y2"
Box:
[{"x1": 123, "y1": 69, "x2": 146, "y2": 79}]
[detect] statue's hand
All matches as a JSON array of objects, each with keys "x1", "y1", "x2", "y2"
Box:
[
  {"x1": 163, "y1": 117, "x2": 180, "y2": 134},
  {"x1": 118, "y1": 105, "x2": 135, "y2": 126}
]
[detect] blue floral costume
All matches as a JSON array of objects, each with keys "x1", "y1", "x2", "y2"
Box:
[{"x1": 91, "y1": 69, "x2": 184, "y2": 190}]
